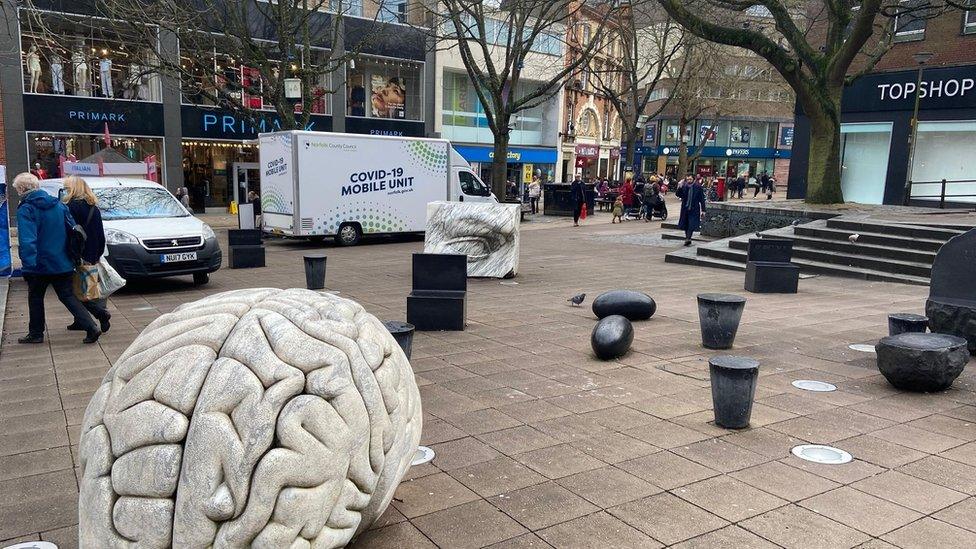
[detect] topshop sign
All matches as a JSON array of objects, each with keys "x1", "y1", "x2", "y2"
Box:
[{"x1": 843, "y1": 65, "x2": 976, "y2": 113}]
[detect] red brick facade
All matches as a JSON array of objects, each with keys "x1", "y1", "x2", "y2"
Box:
[{"x1": 874, "y1": 9, "x2": 976, "y2": 71}]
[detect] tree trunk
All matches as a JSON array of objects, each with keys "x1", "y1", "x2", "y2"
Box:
[
  {"x1": 490, "y1": 132, "x2": 510, "y2": 201},
  {"x1": 677, "y1": 141, "x2": 689, "y2": 179},
  {"x1": 623, "y1": 128, "x2": 638, "y2": 184},
  {"x1": 804, "y1": 111, "x2": 844, "y2": 204}
]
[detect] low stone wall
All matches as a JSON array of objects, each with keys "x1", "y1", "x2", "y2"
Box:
[{"x1": 701, "y1": 202, "x2": 837, "y2": 238}]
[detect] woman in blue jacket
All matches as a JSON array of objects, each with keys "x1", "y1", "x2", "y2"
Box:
[{"x1": 13, "y1": 172, "x2": 100, "y2": 344}]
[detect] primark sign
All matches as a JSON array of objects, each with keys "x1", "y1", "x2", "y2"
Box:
[{"x1": 844, "y1": 65, "x2": 976, "y2": 113}]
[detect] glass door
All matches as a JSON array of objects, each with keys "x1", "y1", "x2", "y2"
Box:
[
  {"x1": 840, "y1": 123, "x2": 893, "y2": 205},
  {"x1": 233, "y1": 162, "x2": 261, "y2": 205}
]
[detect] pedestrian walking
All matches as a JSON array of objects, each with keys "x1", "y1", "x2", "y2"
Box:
[
  {"x1": 13, "y1": 172, "x2": 100, "y2": 344},
  {"x1": 676, "y1": 174, "x2": 707, "y2": 247},
  {"x1": 611, "y1": 196, "x2": 624, "y2": 223},
  {"x1": 570, "y1": 176, "x2": 586, "y2": 227},
  {"x1": 758, "y1": 171, "x2": 771, "y2": 198},
  {"x1": 734, "y1": 174, "x2": 746, "y2": 199},
  {"x1": 63, "y1": 176, "x2": 111, "y2": 333},
  {"x1": 528, "y1": 176, "x2": 541, "y2": 214},
  {"x1": 247, "y1": 190, "x2": 262, "y2": 226},
  {"x1": 620, "y1": 178, "x2": 635, "y2": 218}
]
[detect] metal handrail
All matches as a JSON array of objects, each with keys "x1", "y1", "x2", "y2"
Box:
[{"x1": 907, "y1": 179, "x2": 976, "y2": 209}]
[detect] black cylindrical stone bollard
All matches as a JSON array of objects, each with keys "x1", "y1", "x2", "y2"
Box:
[
  {"x1": 709, "y1": 355, "x2": 760, "y2": 429},
  {"x1": 384, "y1": 321, "x2": 416, "y2": 359},
  {"x1": 888, "y1": 313, "x2": 929, "y2": 336},
  {"x1": 697, "y1": 293, "x2": 747, "y2": 350},
  {"x1": 303, "y1": 254, "x2": 327, "y2": 290}
]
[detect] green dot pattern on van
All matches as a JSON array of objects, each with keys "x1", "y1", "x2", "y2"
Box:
[
  {"x1": 404, "y1": 142, "x2": 448, "y2": 176},
  {"x1": 261, "y1": 188, "x2": 292, "y2": 214},
  {"x1": 313, "y1": 202, "x2": 408, "y2": 234}
]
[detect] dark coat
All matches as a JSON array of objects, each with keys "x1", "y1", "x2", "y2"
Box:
[
  {"x1": 17, "y1": 190, "x2": 76, "y2": 275},
  {"x1": 676, "y1": 183, "x2": 707, "y2": 232},
  {"x1": 570, "y1": 180, "x2": 586, "y2": 204},
  {"x1": 67, "y1": 199, "x2": 106, "y2": 265}
]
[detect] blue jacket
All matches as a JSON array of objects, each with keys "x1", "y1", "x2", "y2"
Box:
[{"x1": 17, "y1": 190, "x2": 76, "y2": 275}]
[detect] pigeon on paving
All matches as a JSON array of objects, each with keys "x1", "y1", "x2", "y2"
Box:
[
  {"x1": 849, "y1": 233, "x2": 860, "y2": 243},
  {"x1": 568, "y1": 293, "x2": 586, "y2": 306},
  {"x1": 755, "y1": 232, "x2": 763, "y2": 238},
  {"x1": 791, "y1": 219, "x2": 801, "y2": 226}
]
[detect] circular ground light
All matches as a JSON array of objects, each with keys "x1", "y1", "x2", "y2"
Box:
[
  {"x1": 791, "y1": 444, "x2": 853, "y2": 465},
  {"x1": 792, "y1": 379, "x2": 837, "y2": 392},
  {"x1": 848, "y1": 343, "x2": 876, "y2": 353},
  {"x1": 4, "y1": 542, "x2": 59, "y2": 549},
  {"x1": 411, "y1": 445, "x2": 435, "y2": 466}
]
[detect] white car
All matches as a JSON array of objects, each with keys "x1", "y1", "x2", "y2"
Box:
[{"x1": 40, "y1": 177, "x2": 221, "y2": 285}]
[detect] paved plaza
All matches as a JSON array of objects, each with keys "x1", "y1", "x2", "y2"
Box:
[{"x1": 2, "y1": 212, "x2": 976, "y2": 548}]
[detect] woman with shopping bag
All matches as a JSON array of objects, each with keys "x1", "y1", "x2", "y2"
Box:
[{"x1": 63, "y1": 176, "x2": 113, "y2": 333}]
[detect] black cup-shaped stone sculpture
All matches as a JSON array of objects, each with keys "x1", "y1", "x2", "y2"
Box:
[
  {"x1": 697, "y1": 293, "x2": 747, "y2": 350},
  {"x1": 592, "y1": 290, "x2": 657, "y2": 321},
  {"x1": 591, "y1": 315, "x2": 634, "y2": 360},
  {"x1": 876, "y1": 332, "x2": 969, "y2": 392},
  {"x1": 888, "y1": 313, "x2": 929, "y2": 336},
  {"x1": 709, "y1": 355, "x2": 760, "y2": 429},
  {"x1": 384, "y1": 320, "x2": 416, "y2": 359},
  {"x1": 304, "y1": 253, "x2": 327, "y2": 290}
]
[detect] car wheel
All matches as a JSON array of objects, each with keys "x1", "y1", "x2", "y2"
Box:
[
  {"x1": 335, "y1": 223, "x2": 362, "y2": 246},
  {"x1": 193, "y1": 273, "x2": 210, "y2": 285}
]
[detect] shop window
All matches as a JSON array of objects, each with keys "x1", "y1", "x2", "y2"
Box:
[
  {"x1": 347, "y1": 58, "x2": 422, "y2": 120},
  {"x1": 441, "y1": 71, "x2": 548, "y2": 146},
  {"x1": 19, "y1": 12, "x2": 161, "y2": 101},
  {"x1": 965, "y1": 11, "x2": 976, "y2": 34},
  {"x1": 840, "y1": 123, "x2": 892, "y2": 205},
  {"x1": 911, "y1": 121, "x2": 976, "y2": 204},
  {"x1": 894, "y1": 0, "x2": 927, "y2": 41},
  {"x1": 340, "y1": 0, "x2": 364, "y2": 16},
  {"x1": 181, "y1": 47, "x2": 331, "y2": 115},
  {"x1": 730, "y1": 124, "x2": 752, "y2": 145},
  {"x1": 29, "y1": 133, "x2": 163, "y2": 181},
  {"x1": 378, "y1": 0, "x2": 407, "y2": 23}
]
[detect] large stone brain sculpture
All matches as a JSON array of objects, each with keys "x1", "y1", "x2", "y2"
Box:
[{"x1": 78, "y1": 288, "x2": 422, "y2": 548}]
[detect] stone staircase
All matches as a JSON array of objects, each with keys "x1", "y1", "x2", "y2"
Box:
[{"x1": 665, "y1": 216, "x2": 972, "y2": 286}]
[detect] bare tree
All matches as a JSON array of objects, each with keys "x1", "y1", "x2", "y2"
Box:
[
  {"x1": 22, "y1": 0, "x2": 387, "y2": 131},
  {"x1": 653, "y1": 0, "x2": 906, "y2": 204},
  {"x1": 589, "y1": 5, "x2": 687, "y2": 180},
  {"x1": 425, "y1": 0, "x2": 620, "y2": 199}
]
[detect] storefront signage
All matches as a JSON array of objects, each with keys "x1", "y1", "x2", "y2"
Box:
[
  {"x1": 181, "y1": 105, "x2": 333, "y2": 139},
  {"x1": 453, "y1": 145, "x2": 558, "y2": 164},
  {"x1": 344, "y1": 117, "x2": 424, "y2": 138},
  {"x1": 575, "y1": 144, "x2": 599, "y2": 158},
  {"x1": 23, "y1": 95, "x2": 164, "y2": 135},
  {"x1": 842, "y1": 65, "x2": 976, "y2": 113},
  {"x1": 658, "y1": 145, "x2": 790, "y2": 159},
  {"x1": 644, "y1": 124, "x2": 656, "y2": 144}
]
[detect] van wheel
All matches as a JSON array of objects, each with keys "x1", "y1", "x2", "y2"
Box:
[
  {"x1": 193, "y1": 273, "x2": 210, "y2": 285},
  {"x1": 336, "y1": 223, "x2": 362, "y2": 246}
]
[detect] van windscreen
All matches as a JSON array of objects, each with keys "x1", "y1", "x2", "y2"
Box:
[{"x1": 94, "y1": 187, "x2": 189, "y2": 220}]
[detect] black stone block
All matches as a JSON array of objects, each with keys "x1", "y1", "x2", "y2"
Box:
[
  {"x1": 746, "y1": 238, "x2": 793, "y2": 263},
  {"x1": 592, "y1": 290, "x2": 656, "y2": 321},
  {"x1": 926, "y1": 299, "x2": 976, "y2": 353},
  {"x1": 228, "y1": 229, "x2": 262, "y2": 246},
  {"x1": 927, "y1": 228, "x2": 976, "y2": 351},
  {"x1": 229, "y1": 245, "x2": 265, "y2": 269},
  {"x1": 745, "y1": 261, "x2": 799, "y2": 293},
  {"x1": 413, "y1": 253, "x2": 467, "y2": 292},
  {"x1": 876, "y1": 332, "x2": 970, "y2": 392},
  {"x1": 407, "y1": 291, "x2": 466, "y2": 331},
  {"x1": 888, "y1": 313, "x2": 929, "y2": 336},
  {"x1": 591, "y1": 315, "x2": 634, "y2": 360}
]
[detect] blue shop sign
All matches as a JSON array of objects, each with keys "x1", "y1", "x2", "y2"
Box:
[
  {"x1": 657, "y1": 145, "x2": 791, "y2": 159},
  {"x1": 452, "y1": 145, "x2": 558, "y2": 164}
]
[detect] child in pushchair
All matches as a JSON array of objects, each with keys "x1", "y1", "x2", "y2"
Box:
[{"x1": 638, "y1": 184, "x2": 668, "y2": 221}]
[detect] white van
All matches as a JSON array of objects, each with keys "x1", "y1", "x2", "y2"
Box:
[
  {"x1": 40, "y1": 177, "x2": 221, "y2": 285},
  {"x1": 259, "y1": 130, "x2": 496, "y2": 245}
]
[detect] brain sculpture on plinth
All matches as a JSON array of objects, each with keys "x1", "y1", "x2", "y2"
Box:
[{"x1": 78, "y1": 288, "x2": 422, "y2": 548}]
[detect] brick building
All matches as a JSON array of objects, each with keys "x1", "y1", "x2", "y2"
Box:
[{"x1": 788, "y1": 7, "x2": 976, "y2": 205}]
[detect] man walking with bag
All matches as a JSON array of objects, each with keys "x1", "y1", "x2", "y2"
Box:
[
  {"x1": 63, "y1": 176, "x2": 111, "y2": 333},
  {"x1": 13, "y1": 172, "x2": 100, "y2": 344}
]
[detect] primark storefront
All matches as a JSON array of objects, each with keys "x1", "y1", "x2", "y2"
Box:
[{"x1": 788, "y1": 64, "x2": 976, "y2": 206}]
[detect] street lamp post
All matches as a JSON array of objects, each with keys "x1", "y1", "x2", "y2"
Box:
[{"x1": 904, "y1": 51, "x2": 934, "y2": 206}]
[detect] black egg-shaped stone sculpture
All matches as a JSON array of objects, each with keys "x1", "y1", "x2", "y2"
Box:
[
  {"x1": 591, "y1": 315, "x2": 634, "y2": 360},
  {"x1": 592, "y1": 290, "x2": 657, "y2": 321}
]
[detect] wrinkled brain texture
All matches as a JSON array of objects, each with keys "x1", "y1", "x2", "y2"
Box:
[{"x1": 78, "y1": 288, "x2": 422, "y2": 548}]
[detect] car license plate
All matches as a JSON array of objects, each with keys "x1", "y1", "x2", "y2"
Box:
[{"x1": 160, "y1": 252, "x2": 197, "y2": 263}]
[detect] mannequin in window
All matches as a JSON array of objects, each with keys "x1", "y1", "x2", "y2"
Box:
[
  {"x1": 50, "y1": 52, "x2": 65, "y2": 94},
  {"x1": 99, "y1": 53, "x2": 113, "y2": 98},
  {"x1": 26, "y1": 45, "x2": 42, "y2": 93},
  {"x1": 350, "y1": 85, "x2": 366, "y2": 116},
  {"x1": 72, "y1": 46, "x2": 88, "y2": 96}
]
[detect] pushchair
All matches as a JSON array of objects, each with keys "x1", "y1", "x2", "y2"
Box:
[{"x1": 644, "y1": 194, "x2": 668, "y2": 220}]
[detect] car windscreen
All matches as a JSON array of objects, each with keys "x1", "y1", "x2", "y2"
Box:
[{"x1": 94, "y1": 187, "x2": 189, "y2": 220}]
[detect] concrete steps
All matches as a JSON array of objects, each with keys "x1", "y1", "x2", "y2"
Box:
[{"x1": 664, "y1": 216, "x2": 973, "y2": 286}]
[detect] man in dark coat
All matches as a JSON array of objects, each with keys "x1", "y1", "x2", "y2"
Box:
[
  {"x1": 13, "y1": 172, "x2": 100, "y2": 344},
  {"x1": 676, "y1": 176, "x2": 707, "y2": 246},
  {"x1": 570, "y1": 177, "x2": 586, "y2": 227}
]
